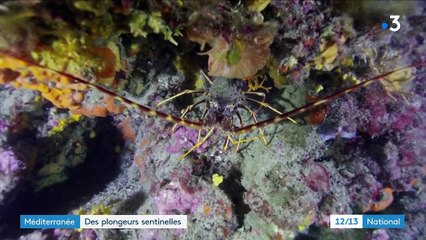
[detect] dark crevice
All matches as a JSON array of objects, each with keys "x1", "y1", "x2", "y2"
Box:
[
  {"x1": 219, "y1": 168, "x2": 250, "y2": 227},
  {"x1": 0, "y1": 117, "x2": 123, "y2": 239},
  {"x1": 115, "y1": 191, "x2": 147, "y2": 214}
]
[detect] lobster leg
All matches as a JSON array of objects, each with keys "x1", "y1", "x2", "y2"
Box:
[
  {"x1": 243, "y1": 91, "x2": 266, "y2": 102},
  {"x1": 238, "y1": 104, "x2": 267, "y2": 145},
  {"x1": 156, "y1": 89, "x2": 205, "y2": 107},
  {"x1": 223, "y1": 135, "x2": 231, "y2": 151},
  {"x1": 179, "y1": 127, "x2": 215, "y2": 160},
  {"x1": 245, "y1": 97, "x2": 298, "y2": 124},
  {"x1": 236, "y1": 109, "x2": 244, "y2": 128},
  {"x1": 225, "y1": 135, "x2": 259, "y2": 152},
  {"x1": 200, "y1": 70, "x2": 213, "y2": 85},
  {"x1": 171, "y1": 99, "x2": 206, "y2": 132}
]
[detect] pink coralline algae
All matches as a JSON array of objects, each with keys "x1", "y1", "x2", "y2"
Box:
[
  {"x1": 391, "y1": 107, "x2": 417, "y2": 131},
  {"x1": 152, "y1": 169, "x2": 206, "y2": 215},
  {"x1": 371, "y1": 229, "x2": 390, "y2": 240},
  {"x1": 166, "y1": 127, "x2": 211, "y2": 154},
  {"x1": 0, "y1": 147, "x2": 24, "y2": 175},
  {"x1": 153, "y1": 181, "x2": 201, "y2": 214},
  {"x1": 364, "y1": 90, "x2": 419, "y2": 136},
  {"x1": 0, "y1": 119, "x2": 8, "y2": 133},
  {"x1": 302, "y1": 161, "x2": 330, "y2": 192},
  {"x1": 383, "y1": 142, "x2": 402, "y2": 181},
  {"x1": 19, "y1": 229, "x2": 98, "y2": 240},
  {"x1": 244, "y1": 188, "x2": 272, "y2": 219}
]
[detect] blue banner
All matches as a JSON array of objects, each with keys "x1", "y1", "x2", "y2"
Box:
[
  {"x1": 20, "y1": 215, "x2": 80, "y2": 229},
  {"x1": 363, "y1": 215, "x2": 405, "y2": 229}
]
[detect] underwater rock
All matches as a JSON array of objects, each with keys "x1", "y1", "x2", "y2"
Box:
[
  {"x1": 0, "y1": 147, "x2": 25, "y2": 205},
  {"x1": 151, "y1": 168, "x2": 206, "y2": 215}
]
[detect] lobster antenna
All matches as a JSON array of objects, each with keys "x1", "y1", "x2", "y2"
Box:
[
  {"x1": 0, "y1": 51, "x2": 203, "y2": 130},
  {"x1": 236, "y1": 62, "x2": 426, "y2": 134},
  {"x1": 200, "y1": 70, "x2": 213, "y2": 85}
]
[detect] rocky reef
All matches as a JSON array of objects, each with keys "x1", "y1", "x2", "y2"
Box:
[{"x1": 0, "y1": 1, "x2": 425, "y2": 239}]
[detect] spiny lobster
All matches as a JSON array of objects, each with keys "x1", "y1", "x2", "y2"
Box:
[{"x1": 0, "y1": 51, "x2": 424, "y2": 159}]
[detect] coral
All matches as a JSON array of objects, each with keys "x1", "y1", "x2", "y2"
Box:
[
  {"x1": 0, "y1": 147, "x2": 24, "y2": 175},
  {"x1": 240, "y1": 125, "x2": 327, "y2": 232},
  {"x1": 271, "y1": 0, "x2": 326, "y2": 59},
  {"x1": 268, "y1": 57, "x2": 294, "y2": 89},
  {"x1": 245, "y1": 0, "x2": 271, "y2": 12},
  {"x1": 136, "y1": 164, "x2": 238, "y2": 239},
  {"x1": 75, "y1": 204, "x2": 112, "y2": 215},
  {"x1": 129, "y1": 10, "x2": 180, "y2": 45},
  {"x1": 0, "y1": 53, "x2": 88, "y2": 110},
  {"x1": 0, "y1": 119, "x2": 8, "y2": 133},
  {"x1": 73, "y1": 1, "x2": 114, "y2": 17},
  {"x1": 31, "y1": 35, "x2": 121, "y2": 86},
  {"x1": 307, "y1": 95, "x2": 328, "y2": 125},
  {"x1": 34, "y1": 119, "x2": 93, "y2": 191},
  {"x1": 234, "y1": 212, "x2": 290, "y2": 239},
  {"x1": 212, "y1": 173, "x2": 224, "y2": 187},
  {"x1": 199, "y1": 27, "x2": 276, "y2": 79},
  {"x1": 361, "y1": 88, "x2": 419, "y2": 136},
  {"x1": 0, "y1": 147, "x2": 25, "y2": 206},
  {"x1": 302, "y1": 161, "x2": 330, "y2": 192},
  {"x1": 371, "y1": 229, "x2": 390, "y2": 240},
  {"x1": 246, "y1": 75, "x2": 272, "y2": 92},
  {"x1": 0, "y1": 3, "x2": 39, "y2": 55},
  {"x1": 0, "y1": 0, "x2": 123, "y2": 87},
  {"x1": 72, "y1": 106, "x2": 109, "y2": 118},
  {"x1": 47, "y1": 114, "x2": 82, "y2": 136},
  {"x1": 380, "y1": 68, "x2": 413, "y2": 99},
  {"x1": 313, "y1": 41, "x2": 340, "y2": 70},
  {"x1": 18, "y1": 229, "x2": 98, "y2": 240},
  {"x1": 151, "y1": 169, "x2": 206, "y2": 215},
  {"x1": 119, "y1": 117, "x2": 137, "y2": 142},
  {"x1": 71, "y1": 93, "x2": 126, "y2": 117},
  {"x1": 184, "y1": 1, "x2": 279, "y2": 79},
  {"x1": 364, "y1": 187, "x2": 394, "y2": 212}
]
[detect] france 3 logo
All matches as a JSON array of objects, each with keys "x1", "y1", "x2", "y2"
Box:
[{"x1": 382, "y1": 15, "x2": 401, "y2": 32}]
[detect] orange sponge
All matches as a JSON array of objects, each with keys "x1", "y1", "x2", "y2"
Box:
[{"x1": 0, "y1": 53, "x2": 87, "y2": 110}]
